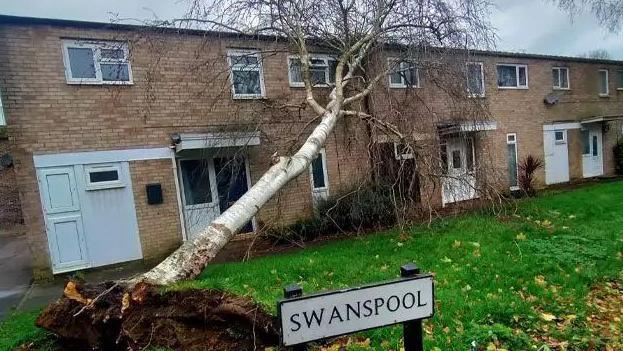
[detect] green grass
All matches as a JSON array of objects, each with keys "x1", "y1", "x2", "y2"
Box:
[
  {"x1": 179, "y1": 181, "x2": 623, "y2": 350},
  {"x1": 2, "y1": 181, "x2": 622, "y2": 350},
  {"x1": 0, "y1": 310, "x2": 55, "y2": 351}
]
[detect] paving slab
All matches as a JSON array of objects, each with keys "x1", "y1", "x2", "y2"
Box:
[
  {"x1": 0, "y1": 233, "x2": 32, "y2": 320},
  {"x1": 16, "y1": 259, "x2": 149, "y2": 314}
]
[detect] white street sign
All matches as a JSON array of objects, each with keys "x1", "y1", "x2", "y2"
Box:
[{"x1": 279, "y1": 275, "x2": 434, "y2": 346}]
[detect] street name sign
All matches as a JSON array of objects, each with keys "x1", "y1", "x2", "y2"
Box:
[{"x1": 278, "y1": 273, "x2": 434, "y2": 347}]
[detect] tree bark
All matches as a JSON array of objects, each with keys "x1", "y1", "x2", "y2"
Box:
[{"x1": 139, "y1": 108, "x2": 340, "y2": 285}]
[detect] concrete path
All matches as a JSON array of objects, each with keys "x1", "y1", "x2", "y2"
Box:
[
  {"x1": 0, "y1": 230, "x2": 149, "y2": 320},
  {"x1": 0, "y1": 232, "x2": 32, "y2": 320}
]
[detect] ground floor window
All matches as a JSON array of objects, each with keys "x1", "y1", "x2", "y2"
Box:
[
  {"x1": 310, "y1": 149, "x2": 329, "y2": 204},
  {"x1": 507, "y1": 133, "x2": 518, "y2": 189}
]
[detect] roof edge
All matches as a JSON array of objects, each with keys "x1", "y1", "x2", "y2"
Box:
[{"x1": 1, "y1": 14, "x2": 622, "y2": 65}]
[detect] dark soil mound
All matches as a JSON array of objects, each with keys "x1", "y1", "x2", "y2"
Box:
[{"x1": 36, "y1": 281, "x2": 279, "y2": 351}]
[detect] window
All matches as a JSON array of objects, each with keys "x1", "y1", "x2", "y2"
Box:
[
  {"x1": 62, "y1": 40, "x2": 132, "y2": 84},
  {"x1": 554, "y1": 130, "x2": 566, "y2": 144},
  {"x1": 394, "y1": 143, "x2": 415, "y2": 160},
  {"x1": 288, "y1": 55, "x2": 337, "y2": 87},
  {"x1": 581, "y1": 129, "x2": 590, "y2": 155},
  {"x1": 617, "y1": 70, "x2": 623, "y2": 90},
  {"x1": 451, "y1": 150, "x2": 462, "y2": 169},
  {"x1": 552, "y1": 67, "x2": 569, "y2": 90},
  {"x1": 388, "y1": 59, "x2": 420, "y2": 88},
  {"x1": 180, "y1": 159, "x2": 213, "y2": 205},
  {"x1": 592, "y1": 135, "x2": 598, "y2": 156},
  {"x1": 507, "y1": 133, "x2": 518, "y2": 190},
  {"x1": 496, "y1": 64, "x2": 528, "y2": 89},
  {"x1": 598, "y1": 69, "x2": 609, "y2": 96},
  {"x1": 310, "y1": 149, "x2": 328, "y2": 189},
  {"x1": 228, "y1": 50, "x2": 265, "y2": 99},
  {"x1": 467, "y1": 62, "x2": 485, "y2": 97},
  {"x1": 84, "y1": 164, "x2": 124, "y2": 190}
]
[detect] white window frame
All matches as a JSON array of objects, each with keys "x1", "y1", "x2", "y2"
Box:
[
  {"x1": 388, "y1": 58, "x2": 421, "y2": 89},
  {"x1": 496, "y1": 63, "x2": 528, "y2": 89},
  {"x1": 552, "y1": 67, "x2": 570, "y2": 90},
  {"x1": 554, "y1": 130, "x2": 566, "y2": 144},
  {"x1": 62, "y1": 39, "x2": 133, "y2": 85},
  {"x1": 84, "y1": 163, "x2": 125, "y2": 190},
  {"x1": 309, "y1": 148, "x2": 329, "y2": 191},
  {"x1": 506, "y1": 133, "x2": 519, "y2": 191},
  {"x1": 598, "y1": 69, "x2": 609, "y2": 96},
  {"x1": 394, "y1": 143, "x2": 415, "y2": 160},
  {"x1": 287, "y1": 54, "x2": 336, "y2": 88},
  {"x1": 227, "y1": 49, "x2": 266, "y2": 99},
  {"x1": 466, "y1": 62, "x2": 485, "y2": 97}
]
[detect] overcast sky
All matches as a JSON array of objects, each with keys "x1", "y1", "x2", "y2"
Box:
[{"x1": 1, "y1": 0, "x2": 622, "y2": 59}]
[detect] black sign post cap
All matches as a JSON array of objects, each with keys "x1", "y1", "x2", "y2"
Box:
[
  {"x1": 400, "y1": 263, "x2": 421, "y2": 277},
  {"x1": 284, "y1": 284, "x2": 303, "y2": 298}
]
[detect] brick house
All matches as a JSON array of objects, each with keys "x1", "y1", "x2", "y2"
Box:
[{"x1": 0, "y1": 15, "x2": 621, "y2": 278}]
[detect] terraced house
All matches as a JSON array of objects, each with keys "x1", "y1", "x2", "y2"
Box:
[{"x1": 0, "y1": 15, "x2": 622, "y2": 278}]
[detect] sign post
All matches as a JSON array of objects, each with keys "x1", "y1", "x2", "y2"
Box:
[
  {"x1": 401, "y1": 263, "x2": 424, "y2": 351},
  {"x1": 278, "y1": 263, "x2": 434, "y2": 350}
]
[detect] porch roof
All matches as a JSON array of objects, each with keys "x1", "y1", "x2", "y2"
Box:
[
  {"x1": 580, "y1": 114, "x2": 623, "y2": 124},
  {"x1": 172, "y1": 132, "x2": 261, "y2": 152}
]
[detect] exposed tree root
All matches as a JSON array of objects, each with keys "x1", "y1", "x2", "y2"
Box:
[{"x1": 36, "y1": 281, "x2": 279, "y2": 351}]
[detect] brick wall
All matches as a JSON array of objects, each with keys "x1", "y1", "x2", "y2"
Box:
[
  {"x1": 129, "y1": 159, "x2": 183, "y2": 262},
  {"x1": 1, "y1": 20, "x2": 622, "y2": 275}
]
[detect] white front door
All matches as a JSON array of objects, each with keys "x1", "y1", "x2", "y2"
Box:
[
  {"x1": 582, "y1": 124, "x2": 604, "y2": 178},
  {"x1": 442, "y1": 138, "x2": 477, "y2": 205},
  {"x1": 543, "y1": 130, "x2": 570, "y2": 184},
  {"x1": 179, "y1": 158, "x2": 221, "y2": 239},
  {"x1": 38, "y1": 167, "x2": 89, "y2": 273}
]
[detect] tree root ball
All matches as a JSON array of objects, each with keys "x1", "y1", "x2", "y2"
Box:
[{"x1": 36, "y1": 281, "x2": 280, "y2": 350}]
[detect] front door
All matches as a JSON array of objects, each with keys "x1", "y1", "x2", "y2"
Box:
[
  {"x1": 442, "y1": 137, "x2": 477, "y2": 205},
  {"x1": 214, "y1": 155, "x2": 253, "y2": 233},
  {"x1": 179, "y1": 158, "x2": 220, "y2": 239},
  {"x1": 543, "y1": 129, "x2": 570, "y2": 184},
  {"x1": 582, "y1": 124, "x2": 604, "y2": 178},
  {"x1": 38, "y1": 167, "x2": 89, "y2": 273}
]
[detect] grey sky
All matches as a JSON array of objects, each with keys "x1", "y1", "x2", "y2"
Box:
[{"x1": 1, "y1": 0, "x2": 622, "y2": 59}]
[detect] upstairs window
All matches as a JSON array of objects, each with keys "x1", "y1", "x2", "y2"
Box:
[
  {"x1": 497, "y1": 64, "x2": 528, "y2": 89},
  {"x1": 62, "y1": 40, "x2": 132, "y2": 84},
  {"x1": 228, "y1": 50, "x2": 265, "y2": 99},
  {"x1": 617, "y1": 70, "x2": 623, "y2": 90},
  {"x1": 288, "y1": 55, "x2": 337, "y2": 87},
  {"x1": 552, "y1": 67, "x2": 569, "y2": 90},
  {"x1": 466, "y1": 62, "x2": 485, "y2": 97},
  {"x1": 388, "y1": 59, "x2": 420, "y2": 88},
  {"x1": 598, "y1": 69, "x2": 609, "y2": 96}
]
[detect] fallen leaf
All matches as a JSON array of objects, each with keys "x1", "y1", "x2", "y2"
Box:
[
  {"x1": 516, "y1": 232, "x2": 527, "y2": 240},
  {"x1": 541, "y1": 312, "x2": 557, "y2": 321}
]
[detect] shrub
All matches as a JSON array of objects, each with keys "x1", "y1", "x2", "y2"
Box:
[
  {"x1": 264, "y1": 182, "x2": 397, "y2": 243},
  {"x1": 518, "y1": 155, "x2": 543, "y2": 196},
  {"x1": 614, "y1": 141, "x2": 623, "y2": 175}
]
